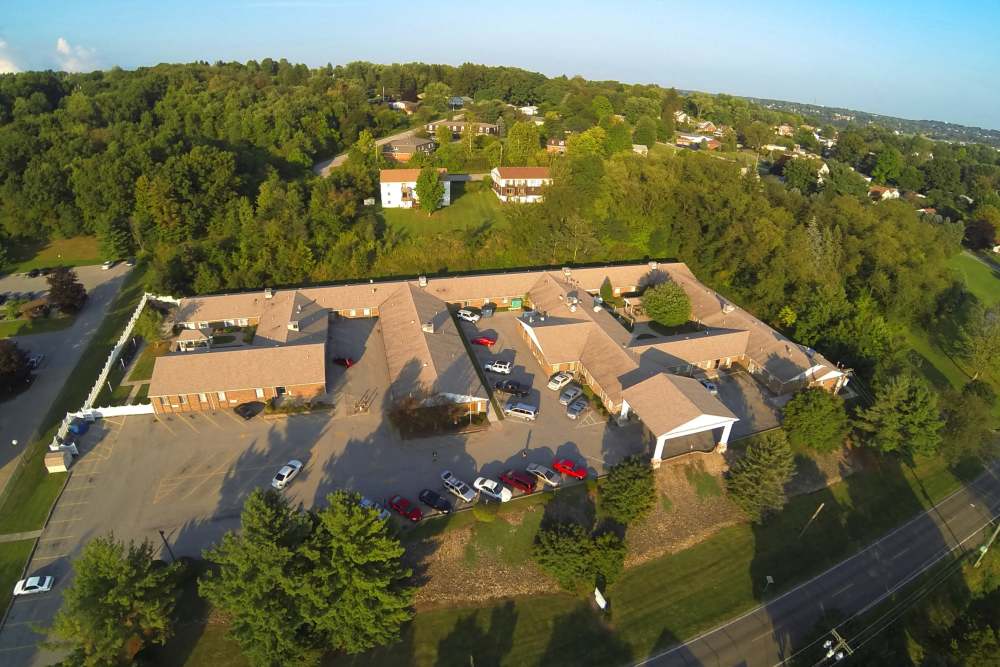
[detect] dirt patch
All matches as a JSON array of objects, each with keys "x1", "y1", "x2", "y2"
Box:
[{"x1": 785, "y1": 446, "x2": 862, "y2": 496}]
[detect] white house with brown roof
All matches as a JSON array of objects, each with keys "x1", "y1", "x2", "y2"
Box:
[
  {"x1": 425, "y1": 120, "x2": 498, "y2": 138},
  {"x1": 379, "y1": 169, "x2": 451, "y2": 209},
  {"x1": 491, "y1": 166, "x2": 552, "y2": 203}
]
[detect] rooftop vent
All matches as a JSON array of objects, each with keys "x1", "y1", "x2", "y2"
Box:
[
  {"x1": 422, "y1": 321, "x2": 435, "y2": 334},
  {"x1": 569, "y1": 304, "x2": 577, "y2": 313},
  {"x1": 649, "y1": 261, "x2": 658, "y2": 271},
  {"x1": 721, "y1": 302, "x2": 735, "y2": 314},
  {"x1": 287, "y1": 321, "x2": 299, "y2": 332},
  {"x1": 264, "y1": 288, "x2": 274, "y2": 299},
  {"x1": 562, "y1": 266, "x2": 572, "y2": 277},
  {"x1": 418, "y1": 275, "x2": 427, "y2": 287}
]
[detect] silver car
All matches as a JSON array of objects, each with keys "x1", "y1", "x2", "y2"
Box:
[
  {"x1": 526, "y1": 463, "x2": 560, "y2": 487},
  {"x1": 441, "y1": 470, "x2": 476, "y2": 503},
  {"x1": 271, "y1": 459, "x2": 303, "y2": 489},
  {"x1": 559, "y1": 384, "x2": 584, "y2": 405},
  {"x1": 547, "y1": 371, "x2": 573, "y2": 391},
  {"x1": 566, "y1": 396, "x2": 588, "y2": 419}
]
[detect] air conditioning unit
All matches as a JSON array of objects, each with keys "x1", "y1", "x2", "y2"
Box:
[
  {"x1": 649, "y1": 261, "x2": 658, "y2": 271},
  {"x1": 287, "y1": 321, "x2": 299, "y2": 331},
  {"x1": 722, "y1": 303, "x2": 735, "y2": 313},
  {"x1": 418, "y1": 275, "x2": 428, "y2": 287},
  {"x1": 562, "y1": 267, "x2": 572, "y2": 277},
  {"x1": 569, "y1": 304, "x2": 577, "y2": 313},
  {"x1": 264, "y1": 288, "x2": 274, "y2": 299},
  {"x1": 422, "y1": 321, "x2": 434, "y2": 333}
]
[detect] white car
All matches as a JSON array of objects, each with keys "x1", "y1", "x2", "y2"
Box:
[
  {"x1": 13, "y1": 576, "x2": 54, "y2": 596},
  {"x1": 484, "y1": 360, "x2": 512, "y2": 375},
  {"x1": 526, "y1": 463, "x2": 560, "y2": 487},
  {"x1": 360, "y1": 497, "x2": 391, "y2": 521},
  {"x1": 559, "y1": 384, "x2": 583, "y2": 405},
  {"x1": 457, "y1": 308, "x2": 481, "y2": 323},
  {"x1": 101, "y1": 260, "x2": 114, "y2": 270},
  {"x1": 271, "y1": 459, "x2": 303, "y2": 489},
  {"x1": 441, "y1": 470, "x2": 476, "y2": 503},
  {"x1": 473, "y1": 477, "x2": 513, "y2": 502},
  {"x1": 547, "y1": 371, "x2": 574, "y2": 391}
]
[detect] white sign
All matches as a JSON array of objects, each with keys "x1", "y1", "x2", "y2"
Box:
[{"x1": 594, "y1": 587, "x2": 607, "y2": 610}]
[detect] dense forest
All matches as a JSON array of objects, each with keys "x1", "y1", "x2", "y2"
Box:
[{"x1": 0, "y1": 60, "x2": 996, "y2": 392}]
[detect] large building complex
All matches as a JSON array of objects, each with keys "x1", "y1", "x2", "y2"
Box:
[{"x1": 149, "y1": 262, "x2": 847, "y2": 464}]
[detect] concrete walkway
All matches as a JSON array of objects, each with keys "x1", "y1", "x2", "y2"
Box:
[{"x1": 0, "y1": 530, "x2": 42, "y2": 544}]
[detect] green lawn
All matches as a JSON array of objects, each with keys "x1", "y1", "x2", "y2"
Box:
[
  {"x1": 380, "y1": 183, "x2": 509, "y2": 239},
  {"x1": 0, "y1": 315, "x2": 74, "y2": 338},
  {"x1": 0, "y1": 262, "x2": 149, "y2": 534},
  {"x1": 127, "y1": 341, "x2": 169, "y2": 383},
  {"x1": 948, "y1": 252, "x2": 1000, "y2": 307},
  {"x1": 5, "y1": 236, "x2": 104, "y2": 274},
  {"x1": 0, "y1": 540, "x2": 35, "y2": 614},
  {"x1": 135, "y1": 384, "x2": 150, "y2": 402}
]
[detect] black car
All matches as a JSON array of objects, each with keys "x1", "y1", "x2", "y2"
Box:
[
  {"x1": 27, "y1": 268, "x2": 40, "y2": 278},
  {"x1": 234, "y1": 401, "x2": 265, "y2": 420},
  {"x1": 38, "y1": 267, "x2": 52, "y2": 276},
  {"x1": 418, "y1": 489, "x2": 453, "y2": 514},
  {"x1": 494, "y1": 379, "x2": 530, "y2": 398}
]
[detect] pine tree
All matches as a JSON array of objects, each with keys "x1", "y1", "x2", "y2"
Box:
[
  {"x1": 600, "y1": 455, "x2": 655, "y2": 525},
  {"x1": 726, "y1": 431, "x2": 796, "y2": 522},
  {"x1": 782, "y1": 388, "x2": 850, "y2": 453},
  {"x1": 47, "y1": 535, "x2": 179, "y2": 664},
  {"x1": 856, "y1": 374, "x2": 944, "y2": 458}
]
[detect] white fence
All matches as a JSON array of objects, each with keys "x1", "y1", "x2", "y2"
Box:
[{"x1": 51, "y1": 293, "x2": 178, "y2": 450}]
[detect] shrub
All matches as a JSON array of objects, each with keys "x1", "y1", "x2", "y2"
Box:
[
  {"x1": 642, "y1": 281, "x2": 691, "y2": 327},
  {"x1": 782, "y1": 388, "x2": 850, "y2": 453},
  {"x1": 599, "y1": 455, "x2": 655, "y2": 525},
  {"x1": 532, "y1": 522, "x2": 627, "y2": 593}
]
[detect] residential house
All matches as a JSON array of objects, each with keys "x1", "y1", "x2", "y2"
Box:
[
  {"x1": 490, "y1": 166, "x2": 552, "y2": 203},
  {"x1": 677, "y1": 134, "x2": 720, "y2": 151},
  {"x1": 518, "y1": 105, "x2": 539, "y2": 116},
  {"x1": 448, "y1": 96, "x2": 465, "y2": 109},
  {"x1": 379, "y1": 168, "x2": 451, "y2": 209},
  {"x1": 546, "y1": 137, "x2": 568, "y2": 154},
  {"x1": 696, "y1": 120, "x2": 717, "y2": 134},
  {"x1": 762, "y1": 144, "x2": 788, "y2": 153},
  {"x1": 632, "y1": 144, "x2": 649, "y2": 157},
  {"x1": 673, "y1": 110, "x2": 689, "y2": 124},
  {"x1": 869, "y1": 185, "x2": 901, "y2": 201},
  {"x1": 425, "y1": 121, "x2": 499, "y2": 138},
  {"x1": 382, "y1": 136, "x2": 435, "y2": 163},
  {"x1": 776, "y1": 124, "x2": 795, "y2": 137},
  {"x1": 389, "y1": 100, "x2": 420, "y2": 115}
]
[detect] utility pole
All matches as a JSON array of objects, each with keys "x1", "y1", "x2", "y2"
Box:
[
  {"x1": 974, "y1": 520, "x2": 1000, "y2": 568},
  {"x1": 799, "y1": 502, "x2": 826, "y2": 538},
  {"x1": 822, "y1": 629, "x2": 854, "y2": 662}
]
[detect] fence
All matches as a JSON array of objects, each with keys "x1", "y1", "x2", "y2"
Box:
[{"x1": 50, "y1": 293, "x2": 178, "y2": 449}]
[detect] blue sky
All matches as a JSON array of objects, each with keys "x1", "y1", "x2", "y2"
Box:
[{"x1": 2, "y1": 0, "x2": 999, "y2": 129}]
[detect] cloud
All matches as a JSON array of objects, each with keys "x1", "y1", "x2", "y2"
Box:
[
  {"x1": 54, "y1": 37, "x2": 97, "y2": 72},
  {"x1": 0, "y1": 39, "x2": 19, "y2": 74}
]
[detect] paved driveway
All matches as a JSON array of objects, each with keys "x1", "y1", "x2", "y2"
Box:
[{"x1": 0, "y1": 264, "x2": 131, "y2": 494}]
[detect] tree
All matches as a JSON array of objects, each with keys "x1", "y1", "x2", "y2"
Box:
[
  {"x1": 200, "y1": 489, "x2": 316, "y2": 666},
  {"x1": 567, "y1": 126, "x2": 608, "y2": 158},
  {"x1": 0, "y1": 339, "x2": 30, "y2": 397},
  {"x1": 415, "y1": 166, "x2": 446, "y2": 216},
  {"x1": 532, "y1": 523, "x2": 625, "y2": 592},
  {"x1": 871, "y1": 148, "x2": 903, "y2": 184},
  {"x1": 134, "y1": 305, "x2": 165, "y2": 342},
  {"x1": 642, "y1": 281, "x2": 691, "y2": 327},
  {"x1": 505, "y1": 121, "x2": 541, "y2": 166},
  {"x1": 632, "y1": 115, "x2": 657, "y2": 148},
  {"x1": 742, "y1": 121, "x2": 772, "y2": 150},
  {"x1": 823, "y1": 160, "x2": 869, "y2": 198},
  {"x1": 940, "y1": 380, "x2": 997, "y2": 463},
  {"x1": 434, "y1": 123, "x2": 453, "y2": 149},
  {"x1": 834, "y1": 128, "x2": 866, "y2": 166},
  {"x1": 422, "y1": 81, "x2": 451, "y2": 113},
  {"x1": 47, "y1": 535, "x2": 179, "y2": 665},
  {"x1": 600, "y1": 455, "x2": 655, "y2": 525},
  {"x1": 783, "y1": 158, "x2": 821, "y2": 194},
  {"x1": 591, "y1": 95, "x2": 613, "y2": 121},
  {"x1": 856, "y1": 375, "x2": 944, "y2": 458},
  {"x1": 344, "y1": 129, "x2": 383, "y2": 193},
  {"x1": 960, "y1": 304, "x2": 1000, "y2": 380},
  {"x1": 298, "y1": 492, "x2": 413, "y2": 654},
  {"x1": 896, "y1": 165, "x2": 925, "y2": 192},
  {"x1": 726, "y1": 431, "x2": 796, "y2": 522},
  {"x1": 782, "y1": 388, "x2": 850, "y2": 453},
  {"x1": 46, "y1": 267, "x2": 88, "y2": 314},
  {"x1": 599, "y1": 276, "x2": 617, "y2": 305}
]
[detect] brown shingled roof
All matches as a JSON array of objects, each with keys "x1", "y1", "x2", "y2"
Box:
[
  {"x1": 494, "y1": 167, "x2": 551, "y2": 180},
  {"x1": 622, "y1": 374, "x2": 737, "y2": 436},
  {"x1": 379, "y1": 168, "x2": 447, "y2": 183}
]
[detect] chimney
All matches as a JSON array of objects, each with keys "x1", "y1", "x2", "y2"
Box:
[
  {"x1": 418, "y1": 275, "x2": 428, "y2": 287},
  {"x1": 422, "y1": 320, "x2": 435, "y2": 333},
  {"x1": 264, "y1": 288, "x2": 274, "y2": 299}
]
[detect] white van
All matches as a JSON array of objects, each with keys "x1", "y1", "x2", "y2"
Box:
[
  {"x1": 457, "y1": 308, "x2": 481, "y2": 323},
  {"x1": 503, "y1": 400, "x2": 538, "y2": 421}
]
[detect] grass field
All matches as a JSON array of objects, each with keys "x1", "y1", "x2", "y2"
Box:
[
  {"x1": 127, "y1": 341, "x2": 169, "y2": 383},
  {"x1": 379, "y1": 183, "x2": 509, "y2": 239},
  {"x1": 0, "y1": 540, "x2": 35, "y2": 616},
  {"x1": 5, "y1": 236, "x2": 104, "y2": 274},
  {"x1": 948, "y1": 252, "x2": 1000, "y2": 307},
  {"x1": 0, "y1": 262, "x2": 149, "y2": 534},
  {"x1": 0, "y1": 315, "x2": 74, "y2": 338}
]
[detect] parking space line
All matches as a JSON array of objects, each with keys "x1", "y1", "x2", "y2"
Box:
[
  {"x1": 219, "y1": 410, "x2": 246, "y2": 427},
  {"x1": 57, "y1": 501, "x2": 89, "y2": 508},
  {"x1": 174, "y1": 415, "x2": 200, "y2": 433},
  {"x1": 47, "y1": 517, "x2": 81, "y2": 524},
  {"x1": 38, "y1": 535, "x2": 74, "y2": 542},
  {"x1": 199, "y1": 412, "x2": 225, "y2": 429},
  {"x1": 153, "y1": 415, "x2": 178, "y2": 436}
]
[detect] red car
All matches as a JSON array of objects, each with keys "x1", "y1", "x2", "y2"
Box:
[
  {"x1": 389, "y1": 495, "x2": 423, "y2": 522},
  {"x1": 471, "y1": 336, "x2": 497, "y2": 347},
  {"x1": 333, "y1": 357, "x2": 354, "y2": 367},
  {"x1": 500, "y1": 469, "x2": 537, "y2": 494},
  {"x1": 552, "y1": 458, "x2": 587, "y2": 480}
]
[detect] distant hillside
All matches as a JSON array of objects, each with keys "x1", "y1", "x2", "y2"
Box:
[{"x1": 744, "y1": 97, "x2": 1000, "y2": 148}]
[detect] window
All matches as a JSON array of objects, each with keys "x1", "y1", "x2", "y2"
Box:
[
  {"x1": 198, "y1": 393, "x2": 207, "y2": 402},
  {"x1": 217, "y1": 391, "x2": 226, "y2": 401},
  {"x1": 255, "y1": 388, "x2": 265, "y2": 398},
  {"x1": 178, "y1": 394, "x2": 187, "y2": 404}
]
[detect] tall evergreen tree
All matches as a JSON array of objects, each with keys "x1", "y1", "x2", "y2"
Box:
[
  {"x1": 726, "y1": 431, "x2": 796, "y2": 522},
  {"x1": 856, "y1": 374, "x2": 944, "y2": 458}
]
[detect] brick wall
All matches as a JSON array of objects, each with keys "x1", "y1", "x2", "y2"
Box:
[{"x1": 151, "y1": 382, "x2": 326, "y2": 414}]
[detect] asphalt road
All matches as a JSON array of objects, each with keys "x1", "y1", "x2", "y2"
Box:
[
  {"x1": 0, "y1": 264, "x2": 131, "y2": 495},
  {"x1": 637, "y1": 461, "x2": 1000, "y2": 667}
]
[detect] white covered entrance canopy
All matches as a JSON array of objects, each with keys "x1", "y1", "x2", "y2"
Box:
[{"x1": 621, "y1": 374, "x2": 739, "y2": 467}]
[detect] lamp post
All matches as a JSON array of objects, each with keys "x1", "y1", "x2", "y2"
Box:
[{"x1": 158, "y1": 529, "x2": 176, "y2": 563}]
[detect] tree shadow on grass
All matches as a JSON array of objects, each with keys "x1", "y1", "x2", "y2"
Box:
[
  {"x1": 537, "y1": 602, "x2": 632, "y2": 667},
  {"x1": 432, "y1": 600, "x2": 517, "y2": 667}
]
